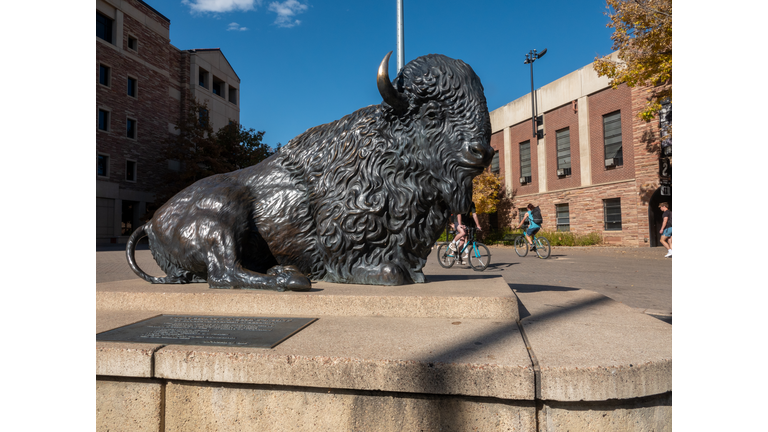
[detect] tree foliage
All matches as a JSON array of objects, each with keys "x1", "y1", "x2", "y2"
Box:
[
  {"x1": 472, "y1": 171, "x2": 502, "y2": 214},
  {"x1": 594, "y1": 0, "x2": 672, "y2": 121},
  {"x1": 154, "y1": 101, "x2": 274, "y2": 209}
]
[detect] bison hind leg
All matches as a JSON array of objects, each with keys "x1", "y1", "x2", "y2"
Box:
[{"x1": 207, "y1": 263, "x2": 312, "y2": 292}]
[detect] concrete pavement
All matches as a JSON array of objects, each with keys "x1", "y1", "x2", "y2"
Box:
[{"x1": 99, "y1": 243, "x2": 672, "y2": 322}]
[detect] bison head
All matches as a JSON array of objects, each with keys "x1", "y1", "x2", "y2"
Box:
[{"x1": 377, "y1": 51, "x2": 493, "y2": 216}]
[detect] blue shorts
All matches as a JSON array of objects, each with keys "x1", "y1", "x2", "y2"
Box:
[
  {"x1": 525, "y1": 226, "x2": 540, "y2": 236},
  {"x1": 662, "y1": 227, "x2": 672, "y2": 237}
]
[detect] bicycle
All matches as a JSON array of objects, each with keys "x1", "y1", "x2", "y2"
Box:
[
  {"x1": 514, "y1": 230, "x2": 551, "y2": 259},
  {"x1": 436, "y1": 227, "x2": 491, "y2": 271}
]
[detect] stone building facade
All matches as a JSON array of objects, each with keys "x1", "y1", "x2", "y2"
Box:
[
  {"x1": 96, "y1": 0, "x2": 240, "y2": 244},
  {"x1": 489, "y1": 54, "x2": 671, "y2": 247}
]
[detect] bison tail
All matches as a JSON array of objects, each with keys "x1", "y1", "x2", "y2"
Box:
[{"x1": 125, "y1": 224, "x2": 164, "y2": 284}]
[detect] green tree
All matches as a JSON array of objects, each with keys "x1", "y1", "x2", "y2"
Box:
[
  {"x1": 594, "y1": 0, "x2": 672, "y2": 121},
  {"x1": 153, "y1": 101, "x2": 274, "y2": 211}
]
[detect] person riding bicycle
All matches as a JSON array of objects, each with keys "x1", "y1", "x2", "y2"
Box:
[
  {"x1": 515, "y1": 203, "x2": 541, "y2": 251},
  {"x1": 449, "y1": 202, "x2": 481, "y2": 263}
]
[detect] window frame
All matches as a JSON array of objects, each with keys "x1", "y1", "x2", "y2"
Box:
[
  {"x1": 555, "y1": 127, "x2": 572, "y2": 176},
  {"x1": 519, "y1": 141, "x2": 532, "y2": 183},
  {"x1": 127, "y1": 76, "x2": 138, "y2": 98},
  {"x1": 127, "y1": 35, "x2": 138, "y2": 52},
  {"x1": 126, "y1": 117, "x2": 137, "y2": 140},
  {"x1": 198, "y1": 68, "x2": 209, "y2": 89},
  {"x1": 491, "y1": 150, "x2": 500, "y2": 174},
  {"x1": 99, "y1": 64, "x2": 111, "y2": 88},
  {"x1": 212, "y1": 76, "x2": 225, "y2": 97},
  {"x1": 97, "y1": 153, "x2": 110, "y2": 178},
  {"x1": 555, "y1": 203, "x2": 570, "y2": 232},
  {"x1": 603, "y1": 198, "x2": 622, "y2": 231},
  {"x1": 97, "y1": 12, "x2": 114, "y2": 44},
  {"x1": 602, "y1": 111, "x2": 623, "y2": 167},
  {"x1": 98, "y1": 108, "x2": 110, "y2": 132}
]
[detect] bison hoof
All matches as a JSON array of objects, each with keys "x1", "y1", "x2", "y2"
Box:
[{"x1": 275, "y1": 273, "x2": 312, "y2": 292}]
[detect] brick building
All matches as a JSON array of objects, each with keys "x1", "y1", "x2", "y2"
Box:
[
  {"x1": 488, "y1": 53, "x2": 672, "y2": 247},
  {"x1": 96, "y1": 0, "x2": 240, "y2": 244}
]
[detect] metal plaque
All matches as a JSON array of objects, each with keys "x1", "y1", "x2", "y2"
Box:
[{"x1": 96, "y1": 315, "x2": 317, "y2": 348}]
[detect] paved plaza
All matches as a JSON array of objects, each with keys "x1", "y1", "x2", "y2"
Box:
[{"x1": 98, "y1": 243, "x2": 672, "y2": 322}]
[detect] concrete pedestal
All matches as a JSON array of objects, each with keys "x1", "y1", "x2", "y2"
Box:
[{"x1": 96, "y1": 275, "x2": 671, "y2": 431}]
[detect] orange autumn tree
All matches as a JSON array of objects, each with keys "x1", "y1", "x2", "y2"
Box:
[
  {"x1": 472, "y1": 171, "x2": 502, "y2": 214},
  {"x1": 594, "y1": 0, "x2": 672, "y2": 121}
]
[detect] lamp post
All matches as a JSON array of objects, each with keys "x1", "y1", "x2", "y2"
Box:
[
  {"x1": 524, "y1": 48, "x2": 547, "y2": 138},
  {"x1": 397, "y1": 0, "x2": 405, "y2": 73}
]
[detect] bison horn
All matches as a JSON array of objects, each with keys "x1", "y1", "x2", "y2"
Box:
[{"x1": 377, "y1": 51, "x2": 409, "y2": 114}]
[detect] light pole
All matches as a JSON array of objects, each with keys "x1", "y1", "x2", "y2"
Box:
[
  {"x1": 397, "y1": 0, "x2": 405, "y2": 73},
  {"x1": 524, "y1": 48, "x2": 547, "y2": 138}
]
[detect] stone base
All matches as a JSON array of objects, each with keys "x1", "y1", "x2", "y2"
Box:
[{"x1": 96, "y1": 276, "x2": 671, "y2": 431}]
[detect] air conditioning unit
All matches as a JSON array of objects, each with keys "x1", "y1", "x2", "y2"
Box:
[
  {"x1": 605, "y1": 158, "x2": 616, "y2": 167},
  {"x1": 519, "y1": 177, "x2": 527, "y2": 184},
  {"x1": 557, "y1": 168, "x2": 566, "y2": 176}
]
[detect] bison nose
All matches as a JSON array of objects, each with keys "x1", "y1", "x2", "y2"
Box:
[{"x1": 462, "y1": 140, "x2": 493, "y2": 168}]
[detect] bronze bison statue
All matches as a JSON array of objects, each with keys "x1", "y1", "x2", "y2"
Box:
[{"x1": 126, "y1": 52, "x2": 493, "y2": 290}]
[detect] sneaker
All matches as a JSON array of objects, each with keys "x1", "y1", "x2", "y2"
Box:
[
  {"x1": 449, "y1": 243, "x2": 457, "y2": 252},
  {"x1": 664, "y1": 250, "x2": 672, "y2": 258},
  {"x1": 462, "y1": 251, "x2": 469, "y2": 259},
  {"x1": 529, "y1": 245, "x2": 536, "y2": 251}
]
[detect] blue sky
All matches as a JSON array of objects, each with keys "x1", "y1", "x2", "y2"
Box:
[{"x1": 153, "y1": 0, "x2": 615, "y2": 148}]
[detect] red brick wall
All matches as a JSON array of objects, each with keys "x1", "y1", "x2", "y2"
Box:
[
  {"x1": 543, "y1": 102, "x2": 581, "y2": 191},
  {"x1": 96, "y1": 0, "x2": 178, "y2": 198},
  {"x1": 588, "y1": 84, "x2": 635, "y2": 185}
]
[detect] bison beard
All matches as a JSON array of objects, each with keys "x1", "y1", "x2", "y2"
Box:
[{"x1": 126, "y1": 52, "x2": 493, "y2": 290}]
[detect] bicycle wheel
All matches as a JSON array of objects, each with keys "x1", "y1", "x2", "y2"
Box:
[
  {"x1": 535, "y1": 237, "x2": 551, "y2": 259},
  {"x1": 468, "y1": 243, "x2": 491, "y2": 271},
  {"x1": 514, "y1": 236, "x2": 528, "y2": 257},
  {"x1": 436, "y1": 244, "x2": 456, "y2": 268}
]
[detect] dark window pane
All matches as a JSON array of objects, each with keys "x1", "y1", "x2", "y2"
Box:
[
  {"x1": 98, "y1": 110, "x2": 109, "y2": 131},
  {"x1": 99, "y1": 65, "x2": 110, "y2": 86},
  {"x1": 491, "y1": 150, "x2": 500, "y2": 173},
  {"x1": 520, "y1": 141, "x2": 531, "y2": 178},
  {"x1": 603, "y1": 112, "x2": 623, "y2": 164},
  {"x1": 127, "y1": 119, "x2": 136, "y2": 138},
  {"x1": 603, "y1": 198, "x2": 622, "y2": 231},
  {"x1": 97, "y1": 12, "x2": 113, "y2": 43},
  {"x1": 127, "y1": 78, "x2": 136, "y2": 97},
  {"x1": 97, "y1": 155, "x2": 108, "y2": 176},
  {"x1": 126, "y1": 161, "x2": 136, "y2": 181},
  {"x1": 556, "y1": 128, "x2": 571, "y2": 170}
]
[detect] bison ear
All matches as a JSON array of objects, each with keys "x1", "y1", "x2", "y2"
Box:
[{"x1": 377, "y1": 51, "x2": 409, "y2": 115}]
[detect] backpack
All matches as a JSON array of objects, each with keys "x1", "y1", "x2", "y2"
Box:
[{"x1": 531, "y1": 206, "x2": 543, "y2": 225}]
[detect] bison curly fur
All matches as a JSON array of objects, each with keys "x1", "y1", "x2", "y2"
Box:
[{"x1": 126, "y1": 54, "x2": 493, "y2": 289}]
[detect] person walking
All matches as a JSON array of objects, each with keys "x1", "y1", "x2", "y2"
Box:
[{"x1": 659, "y1": 202, "x2": 672, "y2": 258}]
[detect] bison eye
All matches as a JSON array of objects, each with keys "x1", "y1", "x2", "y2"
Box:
[{"x1": 422, "y1": 102, "x2": 442, "y2": 123}]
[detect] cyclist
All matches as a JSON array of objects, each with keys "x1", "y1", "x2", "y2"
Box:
[
  {"x1": 515, "y1": 203, "x2": 541, "y2": 251},
  {"x1": 450, "y1": 202, "x2": 481, "y2": 262}
]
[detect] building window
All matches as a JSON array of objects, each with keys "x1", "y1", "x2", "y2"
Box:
[
  {"x1": 555, "y1": 203, "x2": 570, "y2": 232},
  {"x1": 97, "y1": 154, "x2": 110, "y2": 177},
  {"x1": 603, "y1": 111, "x2": 623, "y2": 167},
  {"x1": 126, "y1": 118, "x2": 137, "y2": 139},
  {"x1": 229, "y1": 86, "x2": 238, "y2": 104},
  {"x1": 555, "y1": 128, "x2": 571, "y2": 176},
  {"x1": 603, "y1": 198, "x2": 622, "y2": 231},
  {"x1": 97, "y1": 12, "x2": 113, "y2": 43},
  {"x1": 127, "y1": 77, "x2": 137, "y2": 97},
  {"x1": 126, "y1": 160, "x2": 137, "y2": 182},
  {"x1": 199, "y1": 109, "x2": 209, "y2": 127},
  {"x1": 491, "y1": 150, "x2": 500, "y2": 174},
  {"x1": 127, "y1": 36, "x2": 138, "y2": 51},
  {"x1": 519, "y1": 141, "x2": 532, "y2": 184},
  {"x1": 199, "y1": 68, "x2": 209, "y2": 89},
  {"x1": 98, "y1": 109, "x2": 110, "y2": 131},
  {"x1": 212, "y1": 76, "x2": 224, "y2": 96},
  {"x1": 99, "y1": 64, "x2": 110, "y2": 87}
]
